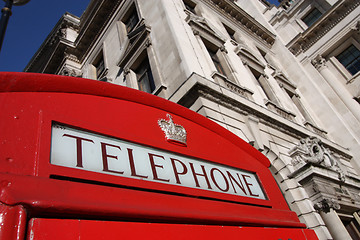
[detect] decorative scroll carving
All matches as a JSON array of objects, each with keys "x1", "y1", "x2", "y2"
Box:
[
  {"x1": 290, "y1": 137, "x2": 345, "y2": 181},
  {"x1": 311, "y1": 55, "x2": 327, "y2": 70},
  {"x1": 60, "y1": 67, "x2": 82, "y2": 78},
  {"x1": 314, "y1": 198, "x2": 340, "y2": 213}
]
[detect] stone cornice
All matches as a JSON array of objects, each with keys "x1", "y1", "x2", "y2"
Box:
[
  {"x1": 177, "y1": 74, "x2": 317, "y2": 140},
  {"x1": 204, "y1": 0, "x2": 276, "y2": 46},
  {"x1": 175, "y1": 73, "x2": 352, "y2": 159},
  {"x1": 24, "y1": 13, "x2": 80, "y2": 73},
  {"x1": 75, "y1": 0, "x2": 122, "y2": 62},
  {"x1": 287, "y1": 0, "x2": 360, "y2": 56},
  {"x1": 25, "y1": 0, "x2": 122, "y2": 73}
]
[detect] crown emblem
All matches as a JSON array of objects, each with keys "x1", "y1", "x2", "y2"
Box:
[{"x1": 158, "y1": 114, "x2": 187, "y2": 146}]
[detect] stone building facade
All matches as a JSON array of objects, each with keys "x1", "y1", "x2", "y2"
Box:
[{"x1": 25, "y1": 0, "x2": 360, "y2": 239}]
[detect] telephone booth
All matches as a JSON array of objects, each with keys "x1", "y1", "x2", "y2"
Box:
[{"x1": 0, "y1": 72, "x2": 318, "y2": 239}]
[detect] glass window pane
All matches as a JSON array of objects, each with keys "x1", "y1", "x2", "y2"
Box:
[
  {"x1": 302, "y1": 8, "x2": 322, "y2": 27},
  {"x1": 125, "y1": 9, "x2": 139, "y2": 33},
  {"x1": 336, "y1": 45, "x2": 360, "y2": 75},
  {"x1": 135, "y1": 58, "x2": 155, "y2": 93}
]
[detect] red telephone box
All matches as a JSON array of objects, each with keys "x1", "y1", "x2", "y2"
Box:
[{"x1": 0, "y1": 72, "x2": 318, "y2": 239}]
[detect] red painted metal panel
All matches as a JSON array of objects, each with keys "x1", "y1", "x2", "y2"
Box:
[
  {"x1": 28, "y1": 218, "x2": 319, "y2": 240},
  {"x1": 0, "y1": 203, "x2": 27, "y2": 240},
  {"x1": 0, "y1": 72, "x2": 318, "y2": 239}
]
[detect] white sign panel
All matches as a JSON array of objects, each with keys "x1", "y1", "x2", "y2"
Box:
[{"x1": 50, "y1": 124, "x2": 266, "y2": 200}]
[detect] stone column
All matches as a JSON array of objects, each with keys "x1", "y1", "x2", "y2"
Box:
[
  {"x1": 311, "y1": 55, "x2": 360, "y2": 122},
  {"x1": 314, "y1": 198, "x2": 352, "y2": 240}
]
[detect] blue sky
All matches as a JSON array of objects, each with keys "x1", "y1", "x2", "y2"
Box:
[{"x1": 0, "y1": 0, "x2": 279, "y2": 72}]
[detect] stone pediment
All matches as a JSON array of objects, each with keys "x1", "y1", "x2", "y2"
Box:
[
  {"x1": 235, "y1": 45, "x2": 264, "y2": 68},
  {"x1": 272, "y1": 69, "x2": 297, "y2": 90},
  {"x1": 118, "y1": 19, "x2": 151, "y2": 68},
  {"x1": 186, "y1": 14, "x2": 226, "y2": 46}
]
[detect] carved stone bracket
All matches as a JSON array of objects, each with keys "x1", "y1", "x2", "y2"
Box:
[
  {"x1": 220, "y1": 45, "x2": 228, "y2": 54},
  {"x1": 289, "y1": 137, "x2": 346, "y2": 182},
  {"x1": 314, "y1": 198, "x2": 340, "y2": 213}
]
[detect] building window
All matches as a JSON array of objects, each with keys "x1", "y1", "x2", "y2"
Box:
[
  {"x1": 336, "y1": 44, "x2": 360, "y2": 75},
  {"x1": 223, "y1": 24, "x2": 236, "y2": 42},
  {"x1": 93, "y1": 51, "x2": 106, "y2": 80},
  {"x1": 124, "y1": 7, "x2": 139, "y2": 33},
  {"x1": 249, "y1": 67, "x2": 273, "y2": 101},
  {"x1": 341, "y1": 215, "x2": 360, "y2": 240},
  {"x1": 183, "y1": 0, "x2": 196, "y2": 14},
  {"x1": 134, "y1": 57, "x2": 155, "y2": 93},
  {"x1": 207, "y1": 47, "x2": 226, "y2": 76},
  {"x1": 302, "y1": 8, "x2": 322, "y2": 27},
  {"x1": 284, "y1": 89, "x2": 309, "y2": 121}
]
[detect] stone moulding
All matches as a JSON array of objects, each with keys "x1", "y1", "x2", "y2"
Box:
[
  {"x1": 287, "y1": 0, "x2": 360, "y2": 56},
  {"x1": 206, "y1": 0, "x2": 276, "y2": 46}
]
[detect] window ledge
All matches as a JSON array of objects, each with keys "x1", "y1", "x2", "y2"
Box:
[
  {"x1": 152, "y1": 84, "x2": 167, "y2": 96},
  {"x1": 265, "y1": 100, "x2": 296, "y2": 121},
  {"x1": 211, "y1": 72, "x2": 253, "y2": 99},
  {"x1": 347, "y1": 71, "x2": 360, "y2": 84},
  {"x1": 304, "y1": 121, "x2": 327, "y2": 138}
]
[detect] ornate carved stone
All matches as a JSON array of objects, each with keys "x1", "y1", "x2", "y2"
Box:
[
  {"x1": 314, "y1": 198, "x2": 340, "y2": 213},
  {"x1": 350, "y1": 20, "x2": 360, "y2": 32},
  {"x1": 220, "y1": 45, "x2": 228, "y2": 54},
  {"x1": 311, "y1": 55, "x2": 327, "y2": 70},
  {"x1": 60, "y1": 67, "x2": 82, "y2": 78},
  {"x1": 289, "y1": 137, "x2": 345, "y2": 181},
  {"x1": 60, "y1": 28, "x2": 67, "y2": 38},
  {"x1": 64, "y1": 53, "x2": 80, "y2": 63},
  {"x1": 145, "y1": 38, "x2": 152, "y2": 48},
  {"x1": 123, "y1": 68, "x2": 130, "y2": 75}
]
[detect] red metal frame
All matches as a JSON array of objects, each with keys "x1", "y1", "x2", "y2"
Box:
[
  {"x1": 28, "y1": 219, "x2": 318, "y2": 240},
  {"x1": 0, "y1": 72, "x2": 318, "y2": 239}
]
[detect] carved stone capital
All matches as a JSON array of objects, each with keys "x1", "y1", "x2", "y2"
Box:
[
  {"x1": 124, "y1": 68, "x2": 130, "y2": 75},
  {"x1": 314, "y1": 198, "x2": 340, "y2": 213},
  {"x1": 311, "y1": 55, "x2": 327, "y2": 70}
]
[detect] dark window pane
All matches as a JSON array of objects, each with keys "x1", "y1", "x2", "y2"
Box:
[
  {"x1": 336, "y1": 45, "x2": 360, "y2": 75},
  {"x1": 207, "y1": 48, "x2": 226, "y2": 76},
  {"x1": 302, "y1": 8, "x2": 322, "y2": 27},
  {"x1": 125, "y1": 9, "x2": 139, "y2": 33},
  {"x1": 183, "y1": 0, "x2": 196, "y2": 14},
  {"x1": 135, "y1": 58, "x2": 155, "y2": 93},
  {"x1": 94, "y1": 53, "x2": 105, "y2": 79}
]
